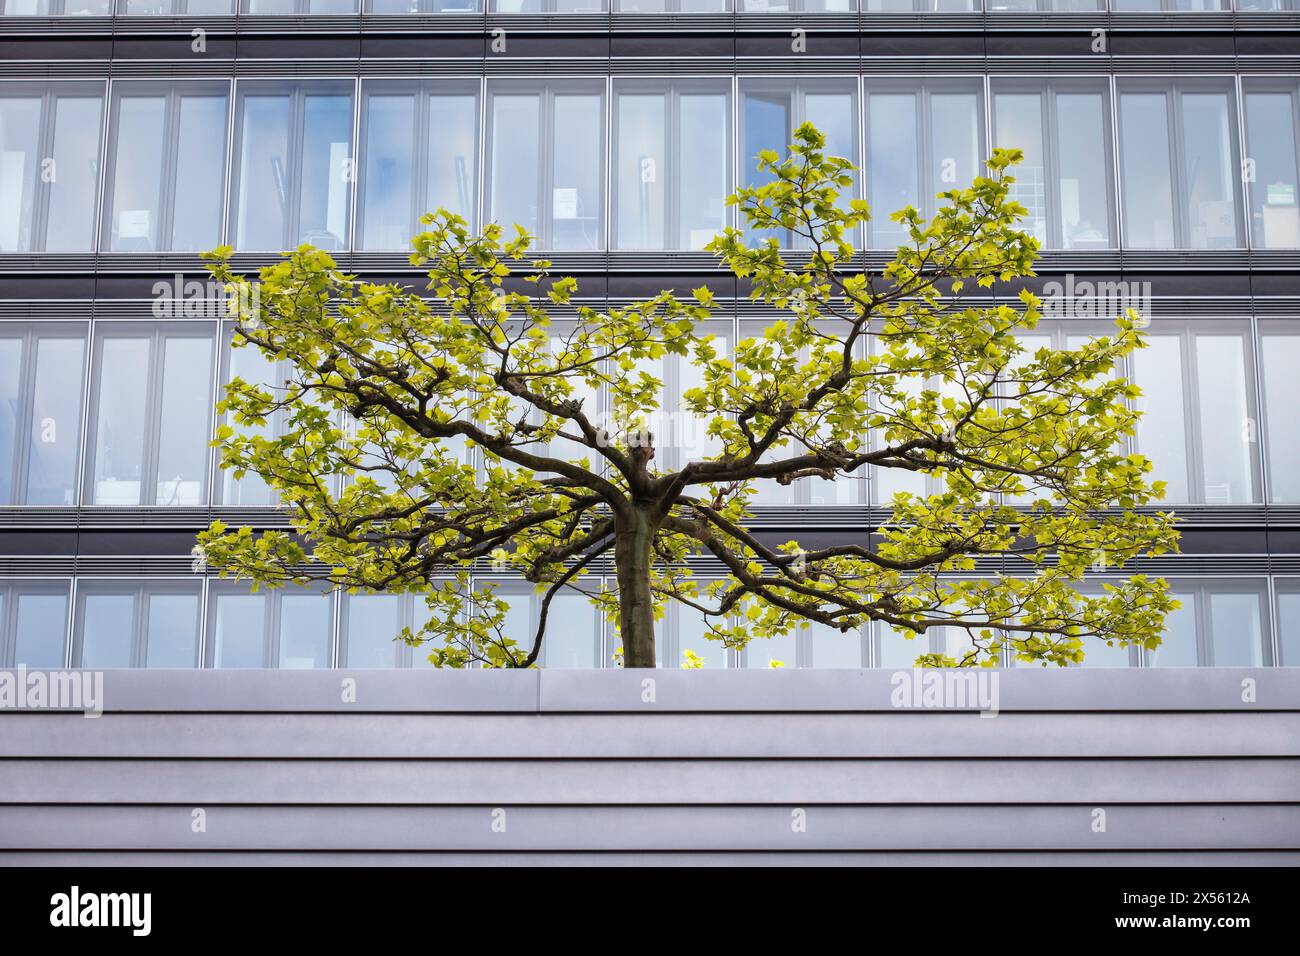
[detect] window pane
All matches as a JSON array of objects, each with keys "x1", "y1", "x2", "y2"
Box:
[
  {"x1": 156, "y1": 336, "x2": 213, "y2": 507},
  {"x1": 426, "y1": 93, "x2": 477, "y2": 225},
  {"x1": 1194, "y1": 335, "x2": 1255, "y2": 504},
  {"x1": 0, "y1": 337, "x2": 20, "y2": 503},
  {"x1": 1245, "y1": 91, "x2": 1300, "y2": 250},
  {"x1": 1181, "y1": 92, "x2": 1240, "y2": 249},
  {"x1": 677, "y1": 604, "x2": 726, "y2": 668},
  {"x1": 1077, "y1": 635, "x2": 1133, "y2": 667},
  {"x1": 26, "y1": 335, "x2": 85, "y2": 506},
  {"x1": 809, "y1": 624, "x2": 862, "y2": 668},
  {"x1": 615, "y1": 93, "x2": 665, "y2": 250},
  {"x1": 1201, "y1": 590, "x2": 1263, "y2": 665},
  {"x1": 746, "y1": 632, "x2": 796, "y2": 668},
  {"x1": 0, "y1": 96, "x2": 40, "y2": 251},
  {"x1": 679, "y1": 93, "x2": 728, "y2": 249},
  {"x1": 14, "y1": 592, "x2": 66, "y2": 667},
  {"x1": 995, "y1": 93, "x2": 1047, "y2": 244},
  {"x1": 44, "y1": 96, "x2": 102, "y2": 252},
  {"x1": 279, "y1": 592, "x2": 332, "y2": 668},
  {"x1": 490, "y1": 95, "x2": 540, "y2": 238},
  {"x1": 1056, "y1": 93, "x2": 1113, "y2": 250},
  {"x1": 1146, "y1": 595, "x2": 1197, "y2": 666},
  {"x1": 108, "y1": 96, "x2": 166, "y2": 251},
  {"x1": 542, "y1": 593, "x2": 597, "y2": 668},
  {"x1": 211, "y1": 593, "x2": 266, "y2": 667},
  {"x1": 235, "y1": 94, "x2": 291, "y2": 250},
  {"x1": 220, "y1": 342, "x2": 276, "y2": 506},
  {"x1": 931, "y1": 93, "x2": 980, "y2": 200},
  {"x1": 878, "y1": 626, "x2": 924, "y2": 668},
  {"x1": 1209, "y1": 591, "x2": 1263, "y2": 666},
  {"x1": 80, "y1": 593, "x2": 135, "y2": 668},
  {"x1": 361, "y1": 95, "x2": 415, "y2": 250},
  {"x1": 551, "y1": 94, "x2": 602, "y2": 251},
  {"x1": 91, "y1": 338, "x2": 150, "y2": 506},
  {"x1": 345, "y1": 594, "x2": 403, "y2": 667},
  {"x1": 145, "y1": 593, "x2": 199, "y2": 668},
  {"x1": 1120, "y1": 93, "x2": 1176, "y2": 248},
  {"x1": 171, "y1": 93, "x2": 228, "y2": 251},
  {"x1": 298, "y1": 94, "x2": 352, "y2": 250},
  {"x1": 1132, "y1": 336, "x2": 1189, "y2": 503},
  {"x1": 1278, "y1": 590, "x2": 1300, "y2": 666},
  {"x1": 867, "y1": 94, "x2": 917, "y2": 249},
  {"x1": 1261, "y1": 333, "x2": 1300, "y2": 502}
]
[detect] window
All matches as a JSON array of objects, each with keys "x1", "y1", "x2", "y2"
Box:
[
  {"x1": 102, "y1": 82, "x2": 229, "y2": 253},
  {"x1": 230, "y1": 81, "x2": 354, "y2": 252},
  {"x1": 486, "y1": 80, "x2": 604, "y2": 251},
  {"x1": 739, "y1": 319, "x2": 863, "y2": 506},
  {"x1": 0, "y1": 323, "x2": 87, "y2": 506},
  {"x1": 876, "y1": 622, "x2": 982, "y2": 668},
  {"x1": 740, "y1": 78, "x2": 859, "y2": 248},
  {"x1": 366, "y1": 0, "x2": 480, "y2": 10},
  {"x1": 0, "y1": 0, "x2": 110, "y2": 13},
  {"x1": 739, "y1": 0, "x2": 853, "y2": 10},
  {"x1": 216, "y1": 325, "x2": 322, "y2": 506},
  {"x1": 0, "y1": 581, "x2": 69, "y2": 668},
  {"x1": 492, "y1": 0, "x2": 606, "y2": 9},
  {"x1": 1276, "y1": 579, "x2": 1300, "y2": 666},
  {"x1": 612, "y1": 79, "x2": 731, "y2": 251},
  {"x1": 615, "y1": 0, "x2": 726, "y2": 10},
  {"x1": 863, "y1": 78, "x2": 983, "y2": 249},
  {"x1": 1243, "y1": 80, "x2": 1300, "y2": 250},
  {"x1": 1117, "y1": 79, "x2": 1244, "y2": 250},
  {"x1": 670, "y1": 593, "x2": 725, "y2": 668},
  {"x1": 72, "y1": 580, "x2": 202, "y2": 668},
  {"x1": 119, "y1": 0, "x2": 234, "y2": 12},
  {"x1": 0, "y1": 82, "x2": 104, "y2": 252},
  {"x1": 987, "y1": 0, "x2": 1099, "y2": 9},
  {"x1": 865, "y1": 0, "x2": 975, "y2": 9},
  {"x1": 341, "y1": 592, "x2": 440, "y2": 668},
  {"x1": 85, "y1": 324, "x2": 215, "y2": 507},
  {"x1": 242, "y1": 0, "x2": 357, "y2": 11},
  {"x1": 1111, "y1": 0, "x2": 1227, "y2": 9},
  {"x1": 1146, "y1": 580, "x2": 1270, "y2": 667},
  {"x1": 477, "y1": 579, "x2": 607, "y2": 667},
  {"x1": 1238, "y1": 0, "x2": 1300, "y2": 8},
  {"x1": 1259, "y1": 321, "x2": 1300, "y2": 503},
  {"x1": 744, "y1": 621, "x2": 865, "y2": 668},
  {"x1": 991, "y1": 78, "x2": 1116, "y2": 250},
  {"x1": 1129, "y1": 321, "x2": 1260, "y2": 505},
  {"x1": 358, "y1": 80, "x2": 478, "y2": 251},
  {"x1": 206, "y1": 583, "x2": 335, "y2": 669}
]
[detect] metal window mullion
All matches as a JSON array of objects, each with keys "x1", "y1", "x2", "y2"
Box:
[
  {"x1": 62, "y1": 578, "x2": 76, "y2": 670},
  {"x1": 1196, "y1": 585, "x2": 1212, "y2": 666},
  {"x1": 10, "y1": 327, "x2": 38, "y2": 504},
  {"x1": 33, "y1": 89, "x2": 57, "y2": 253},
  {"x1": 220, "y1": 78, "x2": 237, "y2": 246},
  {"x1": 1246, "y1": 313, "x2": 1268, "y2": 505},
  {"x1": 347, "y1": 76, "x2": 361, "y2": 254},
  {"x1": 1179, "y1": 327, "x2": 1207, "y2": 505},
  {"x1": 1044, "y1": 87, "x2": 1064, "y2": 250},
  {"x1": 139, "y1": 330, "x2": 167, "y2": 506},
  {"x1": 412, "y1": 86, "x2": 431, "y2": 245},
  {"x1": 1169, "y1": 85, "x2": 1191, "y2": 250},
  {"x1": 89, "y1": 79, "x2": 111, "y2": 255},
  {"x1": 286, "y1": 88, "x2": 308, "y2": 250},
  {"x1": 666, "y1": 85, "x2": 680, "y2": 252},
  {"x1": 1110, "y1": 76, "x2": 1127, "y2": 251},
  {"x1": 159, "y1": 90, "x2": 184, "y2": 252},
  {"x1": 131, "y1": 584, "x2": 148, "y2": 669},
  {"x1": 1234, "y1": 75, "x2": 1255, "y2": 251},
  {"x1": 265, "y1": 589, "x2": 279, "y2": 669}
]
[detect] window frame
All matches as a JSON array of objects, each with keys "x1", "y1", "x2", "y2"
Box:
[
  {"x1": 227, "y1": 78, "x2": 356, "y2": 253},
  {"x1": 204, "y1": 581, "x2": 338, "y2": 669},
  {"x1": 0, "y1": 321, "x2": 89, "y2": 507},
  {"x1": 71, "y1": 578, "x2": 204, "y2": 668},
  {"x1": 83, "y1": 320, "x2": 218, "y2": 508},
  {"x1": 611, "y1": 76, "x2": 734, "y2": 252},
  {"x1": 989, "y1": 75, "x2": 1119, "y2": 250},
  {"x1": 484, "y1": 78, "x2": 607, "y2": 252},
  {"x1": 0, "y1": 579, "x2": 71, "y2": 668},
  {"x1": 356, "y1": 78, "x2": 481, "y2": 251},
  {"x1": 100, "y1": 80, "x2": 231, "y2": 254},
  {"x1": 0, "y1": 80, "x2": 106, "y2": 253},
  {"x1": 1116, "y1": 76, "x2": 1246, "y2": 250}
]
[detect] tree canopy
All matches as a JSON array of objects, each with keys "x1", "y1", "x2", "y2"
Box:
[{"x1": 195, "y1": 123, "x2": 1180, "y2": 669}]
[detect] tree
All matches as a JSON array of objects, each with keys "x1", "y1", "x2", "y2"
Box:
[{"x1": 195, "y1": 123, "x2": 1179, "y2": 670}]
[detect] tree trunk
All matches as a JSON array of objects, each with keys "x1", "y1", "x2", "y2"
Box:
[{"x1": 614, "y1": 507, "x2": 657, "y2": 668}]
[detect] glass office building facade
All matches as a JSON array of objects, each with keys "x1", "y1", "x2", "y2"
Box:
[{"x1": 1, "y1": 6, "x2": 1298, "y2": 669}]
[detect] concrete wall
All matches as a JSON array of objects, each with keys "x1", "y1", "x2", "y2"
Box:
[{"x1": 1, "y1": 668, "x2": 1297, "y2": 865}]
